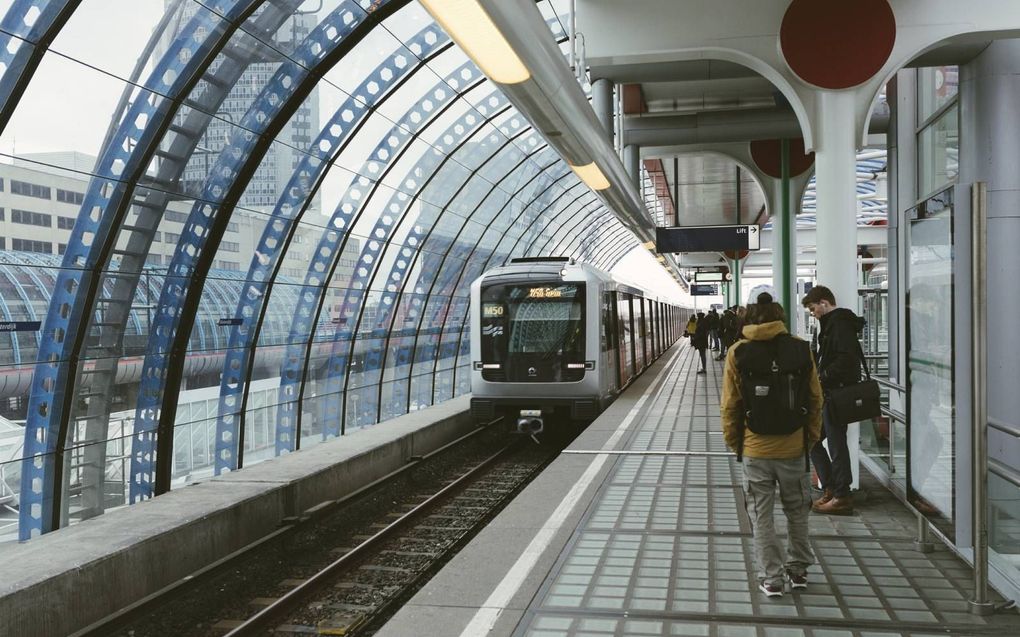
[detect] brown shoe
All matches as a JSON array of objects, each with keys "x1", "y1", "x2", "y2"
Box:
[
  {"x1": 813, "y1": 496, "x2": 854, "y2": 516},
  {"x1": 812, "y1": 489, "x2": 833, "y2": 508}
]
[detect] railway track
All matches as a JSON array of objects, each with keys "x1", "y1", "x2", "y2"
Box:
[{"x1": 92, "y1": 423, "x2": 567, "y2": 637}]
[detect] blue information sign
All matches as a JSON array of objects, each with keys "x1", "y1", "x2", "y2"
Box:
[{"x1": 690, "y1": 284, "x2": 718, "y2": 296}]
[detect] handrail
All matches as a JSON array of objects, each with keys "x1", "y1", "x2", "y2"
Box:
[
  {"x1": 880, "y1": 405, "x2": 906, "y2": 423},
  {"x1": 989, "y1": 418, "x2": 1020, "y2": 439},
  {"x1": 875, "y1": 377, "x2": 905, "y2": 392},
  {"x1": 990, "y1": 458, "x2": 1020, "y2": 489}
]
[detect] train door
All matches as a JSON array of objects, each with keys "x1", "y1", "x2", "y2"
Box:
[
  {"x1": 633, "y1": 298, "x2": 645, "y2": 371},
  {"x1": 617, "y1": 292, "x2": 633, "y2": 386},
  {"x1": 602, "y1": 290, "x2": 619, "y2": 394},
  {"x1": 647, "y1": 301, "x2": 655, "y2": 359}
]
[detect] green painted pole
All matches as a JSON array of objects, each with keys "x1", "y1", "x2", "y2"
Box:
[
  {"x1": 734, "y1": 166, "x2": 742, "y2": 306},
  {"x1": 781, "y1": 139, "x2": 792, "y2": 330}
]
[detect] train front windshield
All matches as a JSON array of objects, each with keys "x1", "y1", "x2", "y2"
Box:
[{"x1": 479, "y1": 283, "x2": 585, "y2": 382}]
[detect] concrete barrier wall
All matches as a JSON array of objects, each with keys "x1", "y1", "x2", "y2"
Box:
[{"x1": 0, "y1": 396, "x2": 475, "y2": 637}]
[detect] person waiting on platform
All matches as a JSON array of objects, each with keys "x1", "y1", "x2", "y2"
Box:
[
  {"x1": 801, "y1": 285, "x2": 865, "y2": 516},
  {"x1": 705, "y1": 307, "x2": 721, "y2": 351},
  {"x1": 684, "y1": 313, "x2": 698, "y2": 338},
  {"x1": 691, "y1": 311, "x2": 710, "y2": 373},
  {"x1": 721, "y1": 293, "x2": 823, "y2": 597},
  {"x1": 716, "y1": 306, "x2": 737, "y2": 360}
]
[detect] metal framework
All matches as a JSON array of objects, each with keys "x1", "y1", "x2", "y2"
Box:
[{"x1": 2, "y1": 0, "x2": 644, "y2": 541}]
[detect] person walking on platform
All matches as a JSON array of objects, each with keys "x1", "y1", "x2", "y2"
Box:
[
  {"x1": 692, "y1": 311, "x2": 710, "y2": 373},
  {"x1": 721, "y1": 293, "x2": 823, "y2": 597},
  {"x1": 801, "y1": 285, "x2": 865, "y2": 516}
]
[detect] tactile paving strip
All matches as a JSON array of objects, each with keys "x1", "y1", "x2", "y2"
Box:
[{"x1": 514, "y1": 347, "x2": 1018, "y2": 637}]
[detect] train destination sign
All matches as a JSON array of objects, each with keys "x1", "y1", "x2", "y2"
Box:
[
  {"x1": 655, "y1": 224, "x2": 760, "y2": 253},
  {"x1": 690, "y1": 284, "x2": 718, "y2": 296}
]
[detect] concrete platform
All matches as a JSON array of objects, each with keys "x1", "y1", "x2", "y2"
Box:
[
  {"x1": 0, "y1": 396, "x2": 475, "y2": 637},
  {"x1": 378, "y1": 344, "x2": 1019, "y2": 637}
]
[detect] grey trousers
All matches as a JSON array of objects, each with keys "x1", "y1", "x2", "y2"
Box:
[{"x1": 741, "y1": 456, "x2": 814, "y2": 586}]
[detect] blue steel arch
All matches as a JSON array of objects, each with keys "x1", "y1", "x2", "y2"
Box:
[
  {"x1": 212, "y1": 25, "x2": 460, "y2": 470},
  {"x1": 19, "y1": 0, "x2": 276, "y2": 539},
  {"x1": 131, "y1": 0, "x2": 389, "y2": 499},
  {"x1": 385, "y1": 132, "x2": 552, "y2": 407},
  {"x1": 285, "y1": 61, "x2": 487, "y2": 447},
  {"x1": 415, "y1": 153, "x2": 571, "y2": 403},
  {"x1": 0, "y1": 0, "x2": 80, "y2": 132},
  {"x1": 341, "y1": 123, "x2": 537, "y2": 420},
  {"x1": 276, "y1": 84, "x2": 514, "y2": 448}
]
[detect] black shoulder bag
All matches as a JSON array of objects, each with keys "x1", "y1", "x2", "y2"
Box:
[{"x1": 825, "y1": 340, "x2": 881, "y2": 426}]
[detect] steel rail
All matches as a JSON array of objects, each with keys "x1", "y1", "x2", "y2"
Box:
[
  {"x1": 75, "y1": 417, "x2": 501, "y2": 637},
  {"x1": 223, "y1": 438, "x2": 521, "y2": 636}
]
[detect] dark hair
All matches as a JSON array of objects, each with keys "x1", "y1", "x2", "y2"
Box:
[
  {"x1": 747, "y1": 298, "x2": 786, "y2": 325},
  {"x1": 801, "y1": 285, "x2": 836, "y2": 307}
]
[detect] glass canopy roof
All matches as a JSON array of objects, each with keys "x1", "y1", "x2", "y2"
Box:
[{"x1": 0, "y1": 0, "x2": 641, "y2": 541}]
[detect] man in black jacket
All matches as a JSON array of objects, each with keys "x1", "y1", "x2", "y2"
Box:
[{"x1": 802, "y1": 285, "x2": 864, "y2": 515}]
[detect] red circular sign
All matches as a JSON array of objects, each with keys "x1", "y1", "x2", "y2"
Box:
[
  {"x1": 780, "y1": 0, "x2": 896, "y2": 90},
  {"x1": 750, "y1": 139, "x2": 814, "y2": 179}
]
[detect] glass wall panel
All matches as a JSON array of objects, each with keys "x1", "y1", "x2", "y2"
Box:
[
  {"x1": 907, "y1": 193, "x2": 955, "y2": 538},
  {"x1": 918, "y1": 104, "x2": 958, "y2": 200},
  {"x1": 917, "y1": 66, "x2": 959, "y2": 123},
  {"x1": 989, "y1": 469, "x2": 1020, "y2": 591}
]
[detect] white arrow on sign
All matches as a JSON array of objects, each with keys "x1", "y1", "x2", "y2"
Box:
[{"x1": 747, "y1": 225, "x2": 760, "y2": 250}]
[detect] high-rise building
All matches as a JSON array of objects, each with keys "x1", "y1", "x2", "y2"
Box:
[{"x1": 160, "y1": 2, "x2": 319, "y2": 212}]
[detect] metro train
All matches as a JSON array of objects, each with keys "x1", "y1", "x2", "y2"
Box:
[{"x1": 469, "y1": 257, "x2": 694, "y2": 433}]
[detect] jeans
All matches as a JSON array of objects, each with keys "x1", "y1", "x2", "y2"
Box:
[
  {"x1": 742, "y1": 457, "x2": 814, "y2": 585},
  {"x1": 810, "y1": 402, "x2": 852, "y2": 498},
  {"x1": 710, "y1": 329, "x2": 720, "y2": 349}
]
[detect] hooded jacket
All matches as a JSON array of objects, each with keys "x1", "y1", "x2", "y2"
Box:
[
  {"x1": 721, "y1": 321, "x2": 823, "y2": 459},
  {"x1": 816, "y1": 307, "x2": 866, "y2": 391}
]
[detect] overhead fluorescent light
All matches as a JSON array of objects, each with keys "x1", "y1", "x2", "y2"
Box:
[
  {"x1": 419, "y1": 0, "x2": 530, "y2": 84},
  {"x1": 570, "y1": 162, "x2": 611, "y2": 191}
]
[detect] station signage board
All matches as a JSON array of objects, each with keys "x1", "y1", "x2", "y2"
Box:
[
  {"x1": 694, "y1": 270, "x2": 733, "y2": 283},
  {"x1": 690, "y1": 284, "x2": 718, "y2": 296},
  {"x1": 656, "y1": 224, "x2": 760, "y2": 253}
]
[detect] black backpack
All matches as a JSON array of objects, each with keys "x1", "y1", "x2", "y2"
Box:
[{"x1": 733, "y1": 334, "x2": 813, "y2": 439}]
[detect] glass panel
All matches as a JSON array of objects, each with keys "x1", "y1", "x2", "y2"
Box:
[
  {"x1": 989, "y1": 470, "x2": 1020, "y2": 590},
  {"x1": 917, "y1": 65, "x2": 959, "y2": 123},
  {"x1": 907, "y1": 194, "x2": 955, "y2": 538},
  {"x1": 918, "y1": 104, "x2": 958, "y2": 199}
]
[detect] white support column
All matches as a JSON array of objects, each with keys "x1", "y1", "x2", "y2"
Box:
[
  {"x1": 813, "y1": 90, "x2": 860, "y2": 312},
  {"x1": 813, "y1": 89, "x2": 862, "y2": 491},
  {"x1": 591, "y1": 78, "x2": 614, "y2": 143},
  {"x1": 623, "y1": 144, "x2": 640, "y2": 190}
]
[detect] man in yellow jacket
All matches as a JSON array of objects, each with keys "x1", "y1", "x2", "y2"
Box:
[{"x1": 721, "y1": 294, "x2": 823, "y2": 597}]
